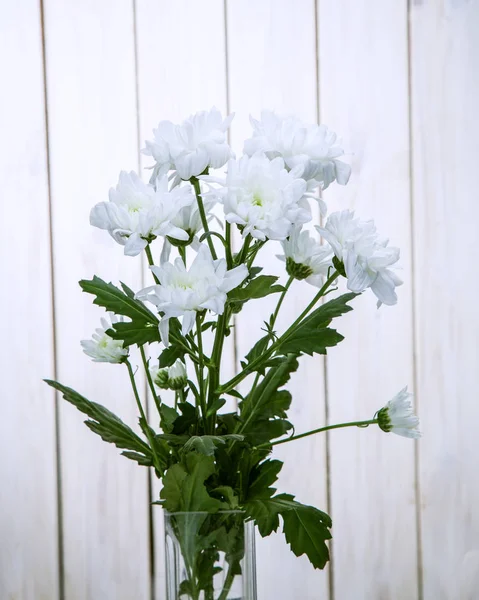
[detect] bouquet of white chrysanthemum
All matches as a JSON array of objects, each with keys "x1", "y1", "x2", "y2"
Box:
[{"x1": 45, "y1": 107, "x2": 420, "y2": 600}]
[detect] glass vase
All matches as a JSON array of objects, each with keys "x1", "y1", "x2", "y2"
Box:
[{"x1": 164, "y1": 510, "x2": 257, "y2": 600}]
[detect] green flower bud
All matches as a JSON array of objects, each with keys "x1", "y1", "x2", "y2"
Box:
[
  {"x1": 332, "y1": 255, "x2": 346, "y2": 277},
  {"x1": 152, "y1": 368, "x2": 170, "y2": 390},
  {"x1": 377, "y1": 406, "x2": 392, "y2": 432},
  {"x1": 286, "y1": 257, "x2": 314, "y2": 281}
]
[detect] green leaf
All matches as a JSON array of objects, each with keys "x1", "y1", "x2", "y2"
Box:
[
  {"x1": 244, "y1": 334, "x2": 271, "y2": 365},
  {"x1": 159, "y1": 404, "x2": 179, "y2": 434},
  {"x1": 206, "y1": 398, "x2": 226, "y2": 417},
  {"x1": 80, "y1": 276, "x2": 159, "y2": 323},
  {"x1": 45, "y1": 379, "x2": 152, "y2": 459},
  {"x1": 238, "y1": 355, "x2": 297, "y2": 445},
  {"x1": 183, "y1": 435, "x2": 245, "y2": 456},
  {"x1": 229, "y1": 275, "x2": 284, "y2": 303},
  {"x1": 158, "y1": 343, "x2": 186, "y2": 368},
  {"x1": 247, "y1": 459, "x2": 283, "y2": 500},
  {"x1": 121, "y1": 451, "x2": 153, "y2": 467},
  {"x1": 244, "y1": 492, "x2": 332, "y2": 568},
  {"x1": 298, "y1": 292, "x2": 358, "y2": 331},
  {"x1": 279, "y1": 327, "x2": 344, "y2": 355},
  {"x1": 280, "y1": 497, "x2": 332, "y2": 570},
  {"x1": 277, "y1": 293, "x2": 358, "y2": 357},
  {"x1": 160, "y1": 453, "x2": 225, "y2": 512},
  {"x1": 212, "y1": 486, "x2": 239, "y2": 508},
  {"x1": 172, "y1": 402, "x2": 197, "y2": 435},
  {"x1": 108, "y1": 320, "x2": 160, "y2": 347}
]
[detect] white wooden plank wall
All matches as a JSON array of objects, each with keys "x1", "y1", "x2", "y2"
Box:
[{"x1": 1, "y1": 1, "x2": 478, "y2": 599}]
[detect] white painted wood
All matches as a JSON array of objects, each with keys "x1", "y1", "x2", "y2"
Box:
[
  {"x1": 226, "y1": 2, "x2": 330, "y2": 598},
  {"x1": 134, "y1": 2, "x2": 230, "y2": 596},
  {"x1": 43, "y1": 2, "x2": 150, "y2": 598},
  {"x1": 318, "y1": 1, "x2": 418, "y2": 598},
  {"x1": 0, "y1": 3, "x2": 59, "y2": 599},
  {"x1": 409, "y1": 2, "x2": 479, "y2": 599}
]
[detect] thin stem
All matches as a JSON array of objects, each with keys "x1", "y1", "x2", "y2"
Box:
[
  {"x1": 257, "y1": 419, "x2": 379, "y2": 449},
  {"x1": 191, "y1": 177, "x2": 217, "y2": 259},
  {"x1": 219, "y1": 270, "x2": 340, "y2": 394},
  {"x1": 217, "y1": 560, "x2": 238, "y2": 600},
  {"x1": 144, "y1": 244, "x2": 160, "y2": 284},
  {"x1": 225, "y1": 222, "x2": 233, "y2": 269},
  {"x1": 195, "y1": 313, "x2": 208, "y2": 424},
  {"x1": 235, "y1": 234, "x2": 252, "y2": 266},
  {"x1": 206, "y1": 309, "x2": 229, "y2": 433},
  {"x1": 125, "y1": 360, "x2": 161, "y2": 472},
  {"x1": 270, "y1": 275, "x2": 294, "y2": 331},
  {"x1": 140, "y1": 346, "x2": 161, "y2": 417}
]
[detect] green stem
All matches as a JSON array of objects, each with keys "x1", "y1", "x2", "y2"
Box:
[
  {"x1": 217, "y1": 560, "x2": 238, "y2": 600},
  {"x1": 270, "y1": 275, "x2": 294, "y2": 331},
  {"x1": 179, "y1": 245, "x2": 186, "y2": 264},
  {"x1": 235, "y1": 234, "x2": 252, "y2": 266},
  {"x1": 206, "y1": 309, "x2": 229, "y2": 433},
  {"x1": 219, "y1": 270, "x2": 340, "y2": 394},
  {"x1": 258, "y1": 419, "x2": 378, "y2": 449},
  {"x1": 191, "y1": 177, "x2": 217, "y2": 260},
  {"x1": 125, "y1": 360, "x2": 161, "y2": 472},
  {"x1": 144, "y1": 245, "x2": 160, "y2": 284},
  {"x1": 195, "y1": 313, "x2": 208, "y2": 425},
  {"x1": 140, "y1": 346, "x2": 161, "y2": 417},
  {"x1": 225, "y1": 222, "x2": 233, "y2": 269}
]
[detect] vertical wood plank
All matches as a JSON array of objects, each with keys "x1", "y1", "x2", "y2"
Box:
[
  {"x1": 0, "y1": 3, "x2": 59, "y2": 598},
  {"x1": 226, "y1": 2, "x2": 330, "y2": 599},
  {"x1": 409, "y1": 2, "x2": 479, "y2": 598},
  {"x1": 318, "y1": 1, "x2": 418, "y2": 598},
  {"x1": 134, "y1": 1, "x2": 229, "y2": 596},
  {"x1": 43, "y1": 2, "x2": 151, "y2": 598}
]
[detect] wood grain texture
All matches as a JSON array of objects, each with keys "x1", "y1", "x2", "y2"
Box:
[
  {"x1": 134, "y1": 1, "x2": 229, "y2": 596},
  {"x1": 318, "y1": 1, "x2": 418, "y2": 598},
  {"x1": 409, "y1": 1, "x2": 479, "y2": 599},
  {"x1": 43, "y1": 2, "x2": 150, "y2": 598},
  {"x1": 226, "y1": 1, "x2": 330, "y2": 598},
  {"x1": 0, "y1": 3, "x2": 59, "y2": 599}
]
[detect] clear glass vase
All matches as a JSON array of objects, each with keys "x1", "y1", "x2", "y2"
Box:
[{"x1": 164, "y1": 510, "x2": 257, "y2": 600}]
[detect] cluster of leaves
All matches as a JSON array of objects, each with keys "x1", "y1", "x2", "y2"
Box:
[{"x1": 46, "y1": 272, "x2": 359, "y2": 579}]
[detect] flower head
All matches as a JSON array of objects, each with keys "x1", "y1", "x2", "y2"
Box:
[
  {"x1": 377, "y1": 387, "x2": 421, "y2": 439},
  {"x1": 150, "y1": 358, "x2": 187, "y2": 391},
  {"x1": 244, "y1": 110, "x2": 351, "y2": 190},
  {"x1": 143, "y1": 107, "x2": 234, "y2": 181},
  {"x1": 220, "y1": 153, "x2": 311, "y2": 241},
  {"x1": 278, "y1": 226, "x2": 333, "y2": 287},
  {"x1": 135, "y1": 245, "x2": 248, "y2": 345},
  {"x1": 317, "y1": 210, "x2": 402, "y2": 306},
  {"x1": 80, "y1": 315, "x2": 128, "y2": 364},
  {"x1": 90, "y1": 172, "x2": 194, "y2": 256}
]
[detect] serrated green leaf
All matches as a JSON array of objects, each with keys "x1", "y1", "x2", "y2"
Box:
[
  {"x1": 183, "y1": 434, "x2": 245, "y2": 456},
  {"x1": 160, "y1": 454, "x2": 226, "y2": 513},
  {"x1": 298, "y1": 292, "x2": 358, "y2": 331},
  {"x1": 229, "y1": 275, "x2": 285, "y2": 303},
  {"x1": 158, "y1": 343, "x2": 186, "y2": 368},
  {"x1": 238, "y1": 355, "x2": 297, "y2": 445},
  {"x1": 80, "y1": 276, "x2": 158, "y2": 323},
  {"x1": 247, "y1": 459, "x2": 283, "y2": 500},
  {"x1": 121, "y1": 451, "x2": 153, "y2": 467},
  {"x1": 280, "y1": 498, "x2": 332, "y2": 570},
  {"x1": 172, "y1": 402, "x2": 197, "y2": 435},
  {"x1": 245, "y1": 334, "x2": 271, "y2": 365},
  {"x1": 159, "y1": 404, "x2": 179, "y2": 434},
  {"x1": 212, "y1": 486, "x2": 239, "y2": 508},
  {"x1": 108, "y1": 320, "x2": 160, "y2": 347},
  {"x1": 45, "y1": 380, "x2": 152, "y2": 458},
  {"x1": 279, "y1": 327, "x2": 344, "y2": 355}
]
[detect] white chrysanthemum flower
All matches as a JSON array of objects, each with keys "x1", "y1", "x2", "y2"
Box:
[
  {"x1": 90, "y1": 171, "x2": 194, "y2": 256},
  {"x1": 220, "y1": 153, "x2": 310, "y2": 241},
  {"x1": 244, "y1": 110, "x2": 351, "y2": 190},
  {"x1": 80, "y1": 315, "x2": 128, "y2": 364},
  {"x1": 142, "y1": 107, "x2": 234, "y2": 181},
  {"x1": 150, "y1": 358, "x2": 187, "y2": 391},
  {"x1": 278, "y1": 226, "x2": 333, "y2": 287},
  {"x1": 135, "y1": 245, "x2": 248, "y2": 345},
  {"x1": 317, "y1": 210, "x2": 402, "y2": 306},
  {"x1": 377, "y1": 387, "x2": 421, "y2": 439}
]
